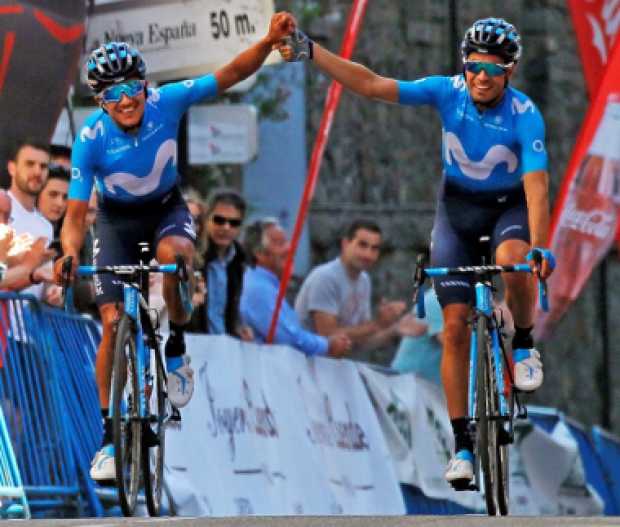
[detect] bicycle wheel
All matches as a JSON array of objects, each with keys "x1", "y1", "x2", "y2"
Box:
[
  {"x1": 142, "y1": 348, "x2": 166, "y2": 516},
  {"x1": 475, "y1": 316, "x2": 502, "y2": 516},
  {"x1": 112, "y1": 313, "x2": 142, "y2": 517}
]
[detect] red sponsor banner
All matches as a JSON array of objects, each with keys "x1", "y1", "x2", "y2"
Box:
[
  {"x1": 535, "y1": 37, "x2": 620, "y2": 340},
  {"x1": 569, "y1": 0, "x2": 620, "y2": 97}
]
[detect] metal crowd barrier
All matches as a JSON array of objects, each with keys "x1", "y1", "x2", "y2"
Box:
[{"x1": 0, "y1": 292, "x2": 102, "y2": 518}]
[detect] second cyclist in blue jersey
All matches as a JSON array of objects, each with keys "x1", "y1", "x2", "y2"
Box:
[
  {"x1": 277, "y1": 17, "x2": 556, "y2": 487},
  {"x1": 54, "y1": 12, "x2": 295, "y2": 482}
]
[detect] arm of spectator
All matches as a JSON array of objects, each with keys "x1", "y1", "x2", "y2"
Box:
[
  {"x1": 237, "y1": 325, "x2": 254, "y2": 342},
  {"x1": 43, "y1": 284, "x2": 64, "y2": 307},
  {"x1": 0, "y1": 238, "x2": 55, "y2": 291},
  {"x1": 0, "y1": 224, "x2": 14, "y2": 263},
  {"x1": 242, "y1": 279, "x2": 330, "y2": 356},
  {"x1": 311, "y1": 298, "x2": 406, "y2": 347}
]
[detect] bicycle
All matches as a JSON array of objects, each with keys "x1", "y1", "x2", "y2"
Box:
[
  {"x1": 412, "y1": 237, "x2": 549, "y2": 516},
  {"x1": 62, "y1": 242, "x2": 191, "y2": 517}
]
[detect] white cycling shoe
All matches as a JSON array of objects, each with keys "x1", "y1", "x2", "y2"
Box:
[
  {"x1": 513, "y1": 348, "x2": 543, "y2": 392},
  {"x1": 445, "y1": 449, "x2": 474, "y2": 485},
  {"x1": 90, "y1": 444, "x2": 115, "y2": 481},
  {"x1": 166, "y1": 355, "x2": 195, "y2": 408}
]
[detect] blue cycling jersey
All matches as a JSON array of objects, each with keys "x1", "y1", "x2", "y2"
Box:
[
  {"x1": 398, "y1": 75, "x2": 548, "y2": 193},
  {"x1": 69, "y1": 74, "x2": 218, "y2": 204}
]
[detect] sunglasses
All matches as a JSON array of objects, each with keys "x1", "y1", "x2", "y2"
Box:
[
  {"x1": 211, "y1": 214, "x2": 242, "y2": 228},
  {"x1": 464, "y1": 61, "x2": 511, "y2": 77},
  {"x1": 100, "y1": 79, "x2": 146, "y2": 103}
]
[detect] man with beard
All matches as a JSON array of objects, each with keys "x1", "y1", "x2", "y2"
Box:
[
  {"x1": 295, "y1": 219, "x2": 419, "y2": 353},
  {"x1": 6, "y1": 139, "x2": 57, "y2": 301}
]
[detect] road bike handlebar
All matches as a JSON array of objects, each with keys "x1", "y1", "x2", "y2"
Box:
[{"x1": 412, "y1": 255, "x2": 550, "y2": 318}]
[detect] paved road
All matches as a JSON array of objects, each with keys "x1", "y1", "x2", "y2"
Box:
[{"x1": 20, "y1": 516, "x2": 620, "y2": 527}]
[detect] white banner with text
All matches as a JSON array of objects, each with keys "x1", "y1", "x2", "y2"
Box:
[
  {"x1": 165, "y1": 335, "x2": 406, "y2": 516},
  {"x1": 358, "y1": 366, "x2": 604, "y2": 516}
]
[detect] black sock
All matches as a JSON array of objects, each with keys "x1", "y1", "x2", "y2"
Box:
[
  {"x1": 101, "y1": 409, "x2": 113, "y2": 447},
  {"x1": 166, "y1": 321, "x2": 187, "y2": 358},
  {"x1": 512, "y1": 325, "x2": 534, "y2": 349},
  {"x1": 451, "y1": 417, "x2": 473, "y2": 453}
]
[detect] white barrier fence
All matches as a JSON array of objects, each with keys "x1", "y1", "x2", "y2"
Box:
[{"x1": 165, "y1": 335, "x2": 604, "y2": 516}]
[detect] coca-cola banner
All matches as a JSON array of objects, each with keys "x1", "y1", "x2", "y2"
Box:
[
  {"x1": 535, "y1": 37, "x2": 620, "y2": 340},
  {"x1": 568, "y1": 0, "x2": 620, "y2": 97},
  {"x1": 0, "y1": 1, "x2": 85, "y2": 187},
  {"x1": 165, "y1": 334, "x2": 405, "y2": 516}
]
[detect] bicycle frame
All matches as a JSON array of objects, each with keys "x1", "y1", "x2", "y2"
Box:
[{"x1": 75, "y1": 262, "x2": 177, "y2": 421}]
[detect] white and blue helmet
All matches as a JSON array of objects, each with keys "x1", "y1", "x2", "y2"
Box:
[{"x1": 461, "y1": 18, "x2": 522, "y2": 64}]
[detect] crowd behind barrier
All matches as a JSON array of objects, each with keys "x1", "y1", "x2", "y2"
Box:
[{"x1": 0, "y1": 293, "x2": 618, "y2": 517}]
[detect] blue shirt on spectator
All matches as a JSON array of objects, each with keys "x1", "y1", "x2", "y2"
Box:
[
  {"x1": 391, "y1": 288, "x2": 443, "y2": 385},
  {"x1": 240, "y1": 266, "x2": 329, "y2": 356},
  {"x1": 206, "y1": 244, "x2": 236, "y2": 335}
]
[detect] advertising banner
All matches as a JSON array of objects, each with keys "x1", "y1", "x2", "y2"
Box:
[
  {"x1": 165, "y1": 335, "x2": 405, "y2": 516},
  {"x1": 535, "y1": 38, "x2": 620, "y2": 339}
]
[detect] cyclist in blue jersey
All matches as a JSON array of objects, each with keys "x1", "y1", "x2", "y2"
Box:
[
  {"x1": 54, "y1": 12, "x2": 295, "y2": 482},
  {"x1": 277, "y1": 17, "x2": 556, "y2": 487}
]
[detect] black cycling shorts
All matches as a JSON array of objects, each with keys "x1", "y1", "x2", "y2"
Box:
[
  {"x1": 430, "y1": 184, "x2": 530, "y2": 308},
  {"x1": 92, "y1": 187, "x2": 196, "y2": 306}
]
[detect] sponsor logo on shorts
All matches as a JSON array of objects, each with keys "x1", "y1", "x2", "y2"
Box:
[{"x1": 500, "y1": 224, "x2": 523, "y2": 237}]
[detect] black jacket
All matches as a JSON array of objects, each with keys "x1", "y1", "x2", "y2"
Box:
[{"x1": 188, "y1": 239, "x2": 246, "y2": 335}]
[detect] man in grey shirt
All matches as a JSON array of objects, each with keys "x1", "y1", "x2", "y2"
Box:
[{"x1": 295, "y1": 219, "x2": 422, "y2": 352}]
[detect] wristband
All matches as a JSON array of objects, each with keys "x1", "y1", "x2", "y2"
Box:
[
  {"x1": 526, "y1": 247, "x2": 556, "y2": 271},
  {"x1": 0, "y1": 263, "x2": 6, "y2": 282}
]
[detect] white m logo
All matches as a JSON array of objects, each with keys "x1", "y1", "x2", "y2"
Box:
[{"x1": 511, "y1": 97, "x2": 535, "y2": 115}]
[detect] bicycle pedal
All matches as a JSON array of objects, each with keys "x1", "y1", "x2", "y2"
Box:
[{"x1": 449, "y1": 479, "x2": 477, "y2": 492}]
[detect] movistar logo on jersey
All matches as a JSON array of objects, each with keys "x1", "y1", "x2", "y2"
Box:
[
  {"x1": 444, "y1": 131, "x2": 518, "y2": 180},
  {"x1": 103, "y1": 139, "x2": 177, "y2": 196},
  {"x1": 80, "y1": 121, "x2": 104, "y2": 143},
  {"x1": 511, "y1": 97, "x2": 535, "y2": 115}
]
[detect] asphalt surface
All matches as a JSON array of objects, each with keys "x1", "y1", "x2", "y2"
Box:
[{"x1": 17, "y1": 516, "x2": 620, "y2": 526}]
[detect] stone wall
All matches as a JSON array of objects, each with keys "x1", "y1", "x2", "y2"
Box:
[{"x1": 276, "y1": 0, "x2": 619, "y2": 430}]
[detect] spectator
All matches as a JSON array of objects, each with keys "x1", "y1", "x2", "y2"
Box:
[
  {"x1": 295, "y1": 219, "x2": 415, "y2": 353},
  {"x1": 391, "y1": 288, "x2": 444, "y2": 385},
  {"x1": 183, "y1": 188, "x2": 206, "y2": 243},
  {"x1": 188, "y1": 188, "x2": 252, "y2": 339},
  {"x1": 49, "y1": 144, "x2": 71, "y2": 171},
  {"x1": 241, "y1": 218, "x2": 351, "y2": 357},
  {"x1": 6, "y1": 138, "x2": 61, "y2": 304},
  {"x1": 37, "y1": 163, "x2": 70, "y2": 250},
  {"x1": 0, "y1": 189, "x2": 55, "y2": 291}
]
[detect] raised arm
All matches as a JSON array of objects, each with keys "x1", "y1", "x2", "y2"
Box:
[
  {"x1": 214, "y1": 12, "x2": 295, "y2": 92},
  {"x1": 275, "y1": 31, "x2": 399, "y2": 103},
  {"x1": 313, "y1": 43, "x2": 399, "y2": 102}
]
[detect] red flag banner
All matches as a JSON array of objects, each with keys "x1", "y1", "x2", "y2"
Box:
[
  {"x1": 568, "y1": 0, "x2": 620, "y2": 97},
  {"x1": 535, "y1": 38, "x2": 620, "y2": 340},
  {"x1": 0, "y1": 1, "x2": 85, "y2": 187}
]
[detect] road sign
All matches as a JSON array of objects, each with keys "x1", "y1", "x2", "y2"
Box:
[
  {"x1": 85, "y1": 0, "x2": 279, "y2": 83},
  {"x1": 189, "y1": 104, "x2": 258, "y2": 164}
]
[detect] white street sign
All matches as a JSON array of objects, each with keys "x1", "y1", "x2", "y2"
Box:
[
  {"x1": 189, "y1": 104, "x2": 258, "y2": 164},
  {"x1": 85, "y1": 0, "x2": 279, "y2": 83}
]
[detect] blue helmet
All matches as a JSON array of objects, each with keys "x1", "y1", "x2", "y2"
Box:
[
  {"x1": 86, "y1": 41, "x2": 146, "y2": 94},
  {"x1": 461, "y1": 18, "x2": 522, "y2": 64}
]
